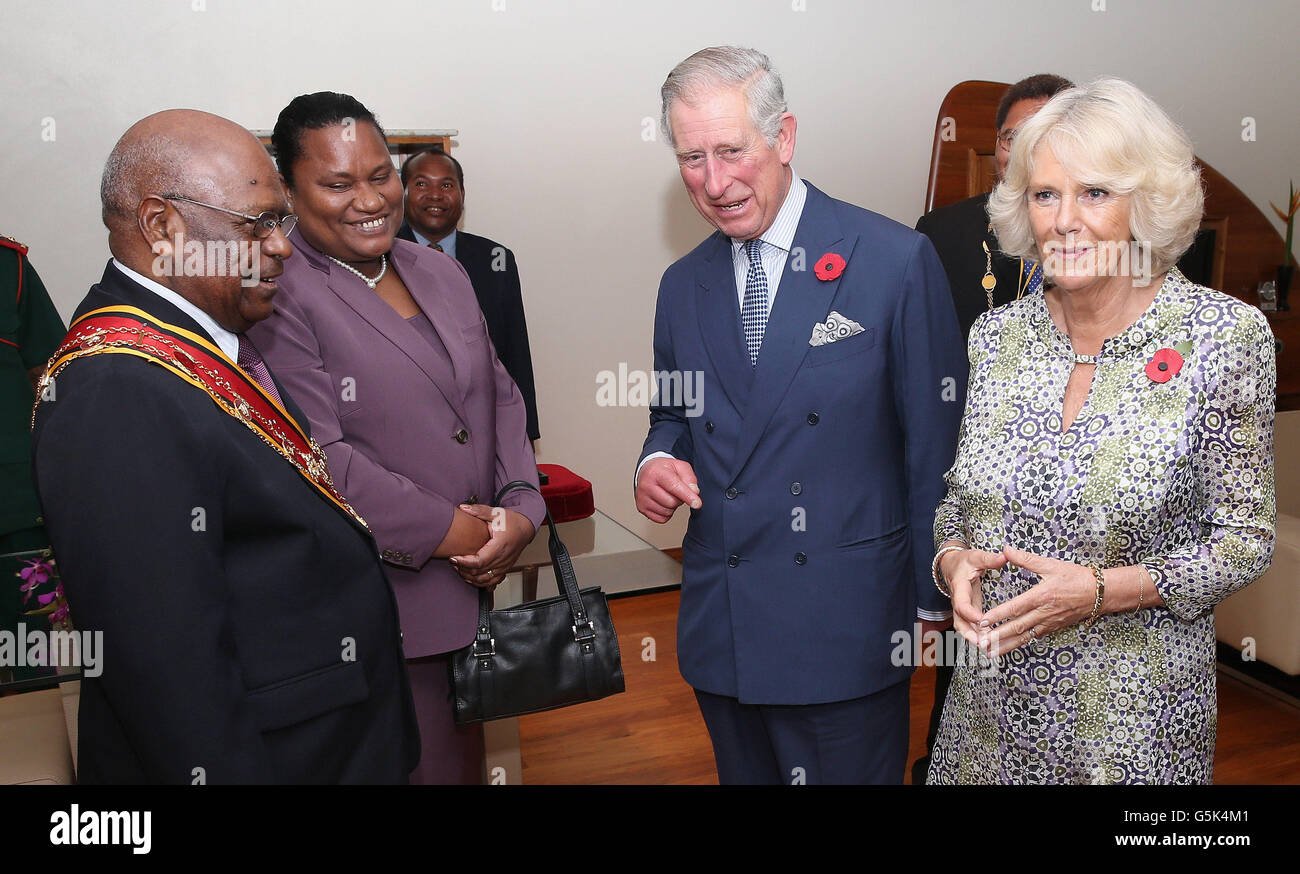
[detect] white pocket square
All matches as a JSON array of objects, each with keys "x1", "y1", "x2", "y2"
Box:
[{"x1": 809, "y1": 311, "x2": 865, "y2": 347}]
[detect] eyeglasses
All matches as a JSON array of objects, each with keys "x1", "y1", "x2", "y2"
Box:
[
  {"x1": 164, "y1": 195, "x2": 297, "y2": 239},
  {"x1": 997, "y1": 128, "x2": 1020, "y2": 151}
]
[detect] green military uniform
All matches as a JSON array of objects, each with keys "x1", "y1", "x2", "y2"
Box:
[{"x1": 1, "y1": 235, "x2": 67, "y2": 682}]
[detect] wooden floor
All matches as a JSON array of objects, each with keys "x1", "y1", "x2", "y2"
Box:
[{"x1": 519, "y1": 588, "x2": 1300, "y2": 785}]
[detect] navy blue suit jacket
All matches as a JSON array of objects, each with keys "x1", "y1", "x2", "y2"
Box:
[{"x1": 639, "y1": 182, "x2": 965, "y2": 705}]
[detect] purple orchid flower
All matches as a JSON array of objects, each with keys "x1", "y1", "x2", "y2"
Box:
[{"x1": 18, "y1": 559, "x2": 54, "y2": 604}]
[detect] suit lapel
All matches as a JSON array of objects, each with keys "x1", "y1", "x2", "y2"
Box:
[
  {"x1": 390, "y1": 241, "x2": 475, "y2": 404},
  {"x1": 89, "y1": 264, "x2": 373, "y2": 537},
  {"x1": 696, "y1": 233, "x2": 753, "y2": 413},
  {"x1": 307, "y1": 242, "x2": 471, "y2": 425},
  {"x1": 728, "y1": 185, "x2": 854, "y2": 480}
]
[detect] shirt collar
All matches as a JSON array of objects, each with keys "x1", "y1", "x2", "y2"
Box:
[
  {"x1": 411, "y1": 226, "x2": 456, "y2": 258},
  {"x1": 111, "y1": 258, "x2": 240, "y2": 361},
  {"x1": 730, "y1": 169, "x2": 807, "y2": 257}
]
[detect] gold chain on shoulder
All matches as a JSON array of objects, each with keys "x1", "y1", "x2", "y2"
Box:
[{"x1": 33, "y1": 324, "x2": 368, "y2": 530}]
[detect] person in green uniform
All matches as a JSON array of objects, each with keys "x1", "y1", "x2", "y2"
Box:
[{"x1": 1, "y1": 235, "x2": 67, "y2": 683}]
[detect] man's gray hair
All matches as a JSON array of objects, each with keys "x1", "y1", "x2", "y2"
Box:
[
  {"x1": 99, "y1": 134, "x2": 196, "y2": 229},
  {"x1": 660, "y1": 46, "x2": 787, "y2": 149}
]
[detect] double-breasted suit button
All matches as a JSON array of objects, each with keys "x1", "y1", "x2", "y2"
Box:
[
  {"x1": 806, "y1": 412, "x2": 820, "y2": 425},
  {"x1": 454, "y1": 428, "x2": 469, "y2": 444},
  {"x1": 790, "y1": 482, "x2": 802, "y2": 495},
  {"x1": 705, "y1": 421, "x2": 715, "y2": 433},
  {"x1": 794, "y1": 552, "x2": 807, "y2": 565},
  {"x1": 725, "y1": 487, "x2": 738, "y2": 500},
  {"x1": 727, "y1": 554, "x2": 740, "y2": 568}
]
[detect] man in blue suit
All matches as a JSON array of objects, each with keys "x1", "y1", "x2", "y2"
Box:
[{"x1": 635, "y1": 46, "x2": 965, "y2": 784}]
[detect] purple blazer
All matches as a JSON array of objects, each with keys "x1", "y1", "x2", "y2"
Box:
[{"x1": 248, "y1": 236, "x2": 545, "y2": 658}]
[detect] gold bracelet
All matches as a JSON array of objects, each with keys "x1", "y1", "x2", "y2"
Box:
[
  {"x1": 1084, "y1": 564, "x2": 1106, "y2": 628},
  {"x1": 1137, "y1": 566, "x2": 1146, "y2": 610},
  {"x1": 931, "y1": 545, "x2": 965, "y2": 598}
]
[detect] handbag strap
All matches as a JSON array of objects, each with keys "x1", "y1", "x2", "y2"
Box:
[{"x1": 478, "y1": 480, "x2": 594, "y2": 640}]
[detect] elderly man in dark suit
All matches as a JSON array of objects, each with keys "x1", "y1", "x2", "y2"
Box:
[
  {"x1": 635, "y1": 46, "x2": 965, "y2": 784},
  {"x1": 31, "y1": 109, "x2": 419, "y2": 783},
  {"x1": 397, "y1": 149, "x2": 540, "y2": 441}
]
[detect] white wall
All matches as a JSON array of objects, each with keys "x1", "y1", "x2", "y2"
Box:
[{"x1": 3, "y1": 0, "x2": 1297, "y2": 548}]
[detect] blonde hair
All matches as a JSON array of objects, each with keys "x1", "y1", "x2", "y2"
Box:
[{"x1": 988, "y1": 77, "x2": 1204, "y2": 276}]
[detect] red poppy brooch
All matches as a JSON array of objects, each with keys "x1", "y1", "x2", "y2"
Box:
[
  {"x1": 814, "y1": 252, "x2": 846, "y2": 281},
  {"x1": 1145, "y1": 342, "x2": 1190, "y2": 383}
]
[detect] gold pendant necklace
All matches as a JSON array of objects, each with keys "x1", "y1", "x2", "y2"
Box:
[{"x1": 981, "y1": 241, "x2": 996, "y2": 310}]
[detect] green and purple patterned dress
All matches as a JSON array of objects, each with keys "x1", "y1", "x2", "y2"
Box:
[{"x1": 928, "y1": 268, "x2": 1276, "y2": 784}]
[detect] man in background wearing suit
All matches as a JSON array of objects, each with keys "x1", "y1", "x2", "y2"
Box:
[
  {"x1": 915, "y1": 74, "x2": 1074, "y2": 335},
  {"x1": 31, "y1": 110, "x2": 418, "y2": 783},
  {"x1": 910, "y1": 72, "x2": 1071, "y2": 785},
  {"x1": 635, "y1": 46, "x2": 965, "y2": 784},
  {"x1": 398, "y1": 149, "x2": 540, "y2": 441}
]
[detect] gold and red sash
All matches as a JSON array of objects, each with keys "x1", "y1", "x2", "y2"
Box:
[{"x1": 34, "y1": 305, "x2": 369, "y2": 531}]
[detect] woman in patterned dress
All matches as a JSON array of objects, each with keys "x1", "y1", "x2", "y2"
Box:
[{"x1": 927, "y1": 78, "x2": 1276, "y2": 784}]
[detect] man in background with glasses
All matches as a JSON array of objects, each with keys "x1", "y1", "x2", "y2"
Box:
[
  {"x1": 30, "y1": 109, "x2": 419, "y2": 783},
  {"x1": 916, "y1": 74, "x2": 1073, "y2": 339}
]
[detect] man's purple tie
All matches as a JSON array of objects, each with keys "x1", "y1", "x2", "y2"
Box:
[{"x1": 237, "y1": 334, "x2": 284, "y2": 406}]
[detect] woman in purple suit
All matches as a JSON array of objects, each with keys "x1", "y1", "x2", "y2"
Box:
[{"x1": 249, "y1": 92, "x2": 545, "y2": 783}]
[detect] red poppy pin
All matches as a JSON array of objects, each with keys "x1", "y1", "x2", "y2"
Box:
[
  {"x1": 814, "y1": 252, "x2": 846, "y2": 281},
  {"x1": 1145, "y1": 347, "x2": 1184, "y2": 383}
]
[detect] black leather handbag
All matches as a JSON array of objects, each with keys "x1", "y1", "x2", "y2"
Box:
[{"x1": 450, "y1": 481, "x2": 625, "y2": 724}]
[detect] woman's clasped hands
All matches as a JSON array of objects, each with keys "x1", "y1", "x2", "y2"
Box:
[{"x1": 938, "y1": 544, "x2": 1100, "y2": 658}]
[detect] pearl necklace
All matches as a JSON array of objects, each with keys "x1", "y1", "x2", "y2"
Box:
[{"x1": 327, "y1": 254, "x2": 387, "y2": 289}]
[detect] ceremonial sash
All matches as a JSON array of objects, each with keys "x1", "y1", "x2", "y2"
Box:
[{"x1": 33, "y1": 305, "x2": 369, "y2": 531}]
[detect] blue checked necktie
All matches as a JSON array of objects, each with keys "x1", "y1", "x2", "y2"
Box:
[
  {"x1": 741, "y1": 239, "x2": 770, "y2": 366},
  {"x1": 1022, "y1": 260, "x2": 1044, "y2": 297}
]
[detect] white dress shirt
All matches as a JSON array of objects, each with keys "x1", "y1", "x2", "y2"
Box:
[
  {"x1": 728, "y1": 170, "x2": 807, "y2": 310},
  {"x1": 111, "y1": 258, "x2": 240, "y2": 361}
]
